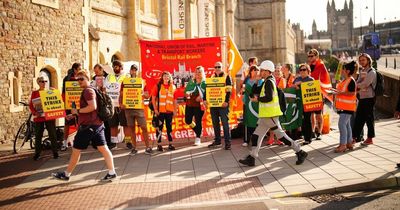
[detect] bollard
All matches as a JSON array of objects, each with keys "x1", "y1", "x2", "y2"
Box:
[
  {"x1": 386, "y1": 57, "x2": 388, "y2": 68},
  {"x1": 395, "y1": 58, "x2": 397, "y2": 69}
]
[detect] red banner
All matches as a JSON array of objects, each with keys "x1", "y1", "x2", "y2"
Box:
[{"x1": 138, "y1": 37, "x2": 243, "y2": 140}]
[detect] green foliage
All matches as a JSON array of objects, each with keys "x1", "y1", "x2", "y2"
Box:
[{"x1": 322, "y1": 56, "x2": 339, "y2": 72}]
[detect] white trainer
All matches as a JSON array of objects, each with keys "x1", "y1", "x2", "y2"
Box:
[
  {"x1": 242, "y1": 142, "x2": 248, "y2": 147},
  {"x1": 194, "y1": 137, "x2": 201, "y2": 146}
]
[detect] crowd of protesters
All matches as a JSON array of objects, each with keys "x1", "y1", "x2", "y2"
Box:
[{"x1": 28, "y1": 48, "x2": 389, "y2": 182}]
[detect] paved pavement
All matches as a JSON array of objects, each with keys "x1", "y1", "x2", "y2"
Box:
[{"x1": 1, "y1": 117, "x2": 400, "y2": 209}]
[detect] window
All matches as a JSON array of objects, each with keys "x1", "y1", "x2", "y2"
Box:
[
  {"x1": 151, "y1": 0, "x2": 158, "y2": 16},
  {"x1": 250, "y1": 26, "x2": 262, "y2": 46},
  {"x1": 140, "y1": 0, "x2": 145, "y2": 12}
]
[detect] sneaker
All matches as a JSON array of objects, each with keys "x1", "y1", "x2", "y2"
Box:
[
  {"x1": 208, "y1": 141, "x2": 222, "y2": 148},
  {"x1": 53, "y1": 152, "x2": 59, "y2": 159},
  {"x1": 311, "y1": 132, "x2": 316, "y2": 139},
  {"x1": 315, "y1": 133, "x2": 322, "y2": 140},
  {"x1": 144, "y1": 147, "x2": 153, "y2": 155},
  {"x1": 33, "y1": 153, "x2": 40, "y2": 161},
  {"x1": 242, "y1": 142, "x2": 248, "y2": 147},
  {"x1": 193, "y1": 137, "x2": 201, "y2": 146},
  {"x1": 295, "y1": 150, "x2": 308, "y2": 165},
  {"x1": 108, "y1": 143, "x2": 117, "y2": 150},
  {"x1": 224, "y1": 144, "x2": 231, "y2": 150},
  {"x1": 126, "y1": 142, "x2": 133, "y2": 150},
  {"x1": 276, "y1": 140, "x2": 284, "y2": 146},
  {"x1": 157, "y1": 145, "x2": 163, "y2": 152},
  {"x1": 396, "y1": 163, "x2": 400, "y2": 168},
  {"x1": 239, "y1": 155, "x2": 255, "y2": 166},
  {"x1": 52, "y1": 171, "x2": 69, "y2": 181},
  {"x1": 168, "y1": 144, "x2": 175, "y2": 150},
  {"x1": 302, "y1": 141, "x2": 311, "y2": 146},
  {"x1": 100, "y1": 173, "x2": 117, "y2": 182},
  {"x1": 361, "y1": 138, "x2": 373, "y2": 146},
  {"x1": 129, "y1": 148, "x2": 138, "y2": 156},
  {"x1": 60, "y1": 145, "x2": 67, "y2": 151}
]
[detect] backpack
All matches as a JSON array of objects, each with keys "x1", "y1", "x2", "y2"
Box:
[
  {"x1": 277, "y1": 88, "x2": 287, "y2": 113},
  {"x1": 374, "y1": 70, "x2": 384, "y2": 96},
  {"x1": 91, "y1": 88, "x2": 114, "y2": 121}
]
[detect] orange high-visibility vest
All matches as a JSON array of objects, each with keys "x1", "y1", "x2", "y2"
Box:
[
  {"x1": 158, "y1": 84, "x2": 175, "y2": 113},
  {"x1": 335, "y1": 77, "x2": 357, "y2": 112}
]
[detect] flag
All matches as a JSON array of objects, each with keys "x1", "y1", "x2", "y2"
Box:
[
  {"x1": 227, "y1": 34, "x2": 244, "y2": 108},
  {"x1": 227, "y1": 34, "x2": 244, "y2": 79}
]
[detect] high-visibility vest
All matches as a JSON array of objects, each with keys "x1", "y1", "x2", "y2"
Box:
[
  {"x1": 159, "y1": 84, "x2": 175, "y2": 113},
  {"x1": 335, "y1": 77, "x2": 357, "y2": 112},
  {"x1": 259, "y1": 79, "x2": 283, "y2": 118},
  {"x1": 107, "y1": 73, "x2": 126, "y2": 83}
]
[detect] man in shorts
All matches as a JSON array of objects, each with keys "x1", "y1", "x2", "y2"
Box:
[
  {"x1": 52, "y1": 70, "x2": 117, "y2": 181},
  {"x1": 120, "y1": 64, "x2": 152, "y2": 155}
]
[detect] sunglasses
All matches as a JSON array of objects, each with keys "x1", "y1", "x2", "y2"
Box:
[
  {"x1": 307, "y1": 55, "x2": 315, "y2": 58},
  {"x1": 38, "y1": 81, "x2": 48, "y2": 83},
  {"x1": 299, "y1": 68, "x2": 308, "y2": 72},
  {"x1": 76, "y1": 77, "x2": 85, "y2": 81},
  {"x1": 214, "y1": 66, "x2": 222, "y2": 69}
]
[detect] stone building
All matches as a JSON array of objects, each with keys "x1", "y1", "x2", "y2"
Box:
[
  {"x1": 235, "y1": 0, "x2": 297, "y2": 65},
  {"x1": 0, "y1": 0, "x2": 297, "y2": 143},
  {"x1": 309, "y1": 0, "x2": 354, "y2": 51}
]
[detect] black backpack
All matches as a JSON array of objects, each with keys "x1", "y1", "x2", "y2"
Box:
[
  {"x1": 374, "y1": 70, "x2": 384, "y2": 96},
  {"x1": 90, "y1": 87, "x2": 114, "y2": 121}
]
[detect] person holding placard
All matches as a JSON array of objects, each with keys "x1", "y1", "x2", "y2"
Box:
[
  {"x1": 239, "y1": 60, "x2": 308, "y2": 167},
  {"x1": 61, "y1": 63, "x2": 82, "y2": 151},
  {"x1": 241, "y1": 65, "x2": 262, "y2": 147},
  {"x1": 52, "y1": 70, "x2": 117, "y2": 182},
  {"x1": 29, "y1": 76, "x2": 59, "y2": 160},
  {"x1": 207, "y1": 62, "x2": 233, "y2": 150},
  {"x1": 105, "y1": 60, "x2": 129, "y2": 149},
  {"x1": 331, "y1": 61, "x2": 357, "y2": 153},
  {"x1": 184, "y1": 66, "x2": 207, "y2": 146},
  {"x1": 292, "y1": 64, "x2": 315, "y2": 145},
  {"x1": 91, "y1": 64, "x2": 111, "y2": 148},
  {"x1": 151, "y1": 71, "x2": 178, "y2": 151},
  {"x1": 120, "y1": 64, "x2": 152, "y2": 155}
]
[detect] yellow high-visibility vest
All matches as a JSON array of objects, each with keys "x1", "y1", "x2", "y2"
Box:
[{"x1": 258, "y1": 79, "x2": 283, "y2": 118}]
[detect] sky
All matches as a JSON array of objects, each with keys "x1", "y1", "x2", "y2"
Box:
[{"x1": 286, "y1": 0, "x2": 400, "y2": 36}]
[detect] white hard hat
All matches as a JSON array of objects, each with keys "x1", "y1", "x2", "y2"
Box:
[{"x1": 259, "y1": 60, "x2": 275, "y2": 72}]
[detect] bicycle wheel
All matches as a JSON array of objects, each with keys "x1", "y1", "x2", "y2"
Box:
[
  {"x1": 14, "y1": 122, "x2": 28, "y2": 154},
  {"x1": 29, "y1": 123, "x2": 36, "y2": 149}
]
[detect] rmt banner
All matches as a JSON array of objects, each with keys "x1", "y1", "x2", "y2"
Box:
[{"x1": 138, "y1": 37, "x2": 243, "y2": 141}]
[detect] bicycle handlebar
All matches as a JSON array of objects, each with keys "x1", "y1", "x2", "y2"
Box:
[{"x1": 19, "y1": 102, "x2": 29, "y2": 106}]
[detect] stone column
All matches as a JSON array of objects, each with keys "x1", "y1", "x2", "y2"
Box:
[
  {"x1": 160, "y1": 0, "x2": 171, "y2": 40},
  {"x1": 127, "y1": 0, "x2": 139, "y2": 60},
  {"x1": 271, "y1": 0, "x2": 287, "y2": 64},
  {"x1": 225, "y1": 0, "x2": 235, "y2": 37},
  {"x1": 215, "y1": 0, "x2": 226, "y2": 37}
]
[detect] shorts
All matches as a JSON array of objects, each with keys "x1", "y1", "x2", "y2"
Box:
[
  {"x1": 73, "y1": 124, "x2": 106, "y2": 150},
  {"x1": 108, "y1": 107, "x2": 128, "y2": 127},
  {"x1": 125, "y1": 109, "x2": 147, "y2": 127}
]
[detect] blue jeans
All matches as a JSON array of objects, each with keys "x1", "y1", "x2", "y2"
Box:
[
  {"x1": 338, "y1": 113, "x2": 352, "y2": 145},
  {"x1": 210, "y1": 107, "x2": 230, "y2": 144}
]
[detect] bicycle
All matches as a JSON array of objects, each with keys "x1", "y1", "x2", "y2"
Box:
[
  {"x1": 13, "y1": 102, "x2": 65, "y2": 154},
  {"x1": 13, "y1": 102, "x2": 35, "y2": 153}
]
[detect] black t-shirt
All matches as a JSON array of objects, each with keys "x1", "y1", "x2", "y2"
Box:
[{"x1": 337, "y1": 79, "x2": 356, "y2": 114}]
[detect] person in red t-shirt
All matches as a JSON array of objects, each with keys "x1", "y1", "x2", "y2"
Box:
[
  {"x1": 151, "y1": 71, "x2": 178, "y2": 152},
  {"x1": 52, "y1": 70, "x2": 117, "y2": 182},
  {"x1": 307, "y1": 49, "x2": 332, "y2": 140},
  {"x1": 29, "y1": 76, "x2": 59, "y2": 160}
]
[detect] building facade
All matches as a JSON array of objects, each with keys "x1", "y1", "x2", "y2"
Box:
[{"x1": 0, "y1": 0, "x2": 297, "y2": 143}]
